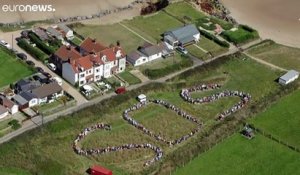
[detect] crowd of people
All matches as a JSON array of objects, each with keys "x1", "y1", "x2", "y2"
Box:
[
  {"x1": 180, "y1": 84, "x2": 251, "y2": 120},
  {"x1": 123, "y1": 100, "x2": 202, "y2": 146},
  {"x1": 73, "y1": 83, "x2": 251, "y2": 166},
  {"x1": 73, "y1": 123, "x2": 163, "y2": 166}
]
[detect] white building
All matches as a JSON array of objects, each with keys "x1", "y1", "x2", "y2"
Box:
[
  {"x1": 57, "y1": 24, "x2": 74, "y2": 40},
  {"x1": 164, "y1": 24, "x2": 200, "y2": 50},
  {"x1": 63, "y1": 46, "x2": 126, "y2": 87},
  {"x1": 279, "y1": 70, "x2": 299, "y2": 85}
]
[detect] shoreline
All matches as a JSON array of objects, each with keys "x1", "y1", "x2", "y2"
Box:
[{"x1": 220, "y1": 0, "x2": 300, "y2": 48}]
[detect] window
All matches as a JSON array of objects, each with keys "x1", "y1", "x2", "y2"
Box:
[
  {"x1": 96, "y1": 69, "x2": 100, "y2": 73},
  {"x1": 80, "y1": 74, "x2": 85, "y2": 78},
  {"x1": 89, "y1": 70, "x2": 92, "y2": 74},
  {"x1": 80, "y1": 81, "x2": 84, "y2": 85}
]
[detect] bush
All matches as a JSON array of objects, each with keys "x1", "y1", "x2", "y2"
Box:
[
  {"x1": 8, "y1": 119, "x2": 21, "y2": 130},
  {"x1": 28, "y1": 32, "x2": 55, "y2": 55},
  {"x1": 17, "y1": 39, "x2": 47, "y2": 61},
  {"x1": 210, "y1": 17, "x2": 234, "y2": 30},
  {"x1": 143, "y1": 56, "x2": 193, "y2": 79},
  {"x1": 221, "y1": 25, "x2": 259, "y2": 45},
  {"x1": 197, "y1": 17, "x2": 216, "y2": 31},
  {"x1": 199, "y1": 29, "x2": 230, "y2": 48}
]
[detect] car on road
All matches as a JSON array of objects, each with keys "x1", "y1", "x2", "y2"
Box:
[
  {"x1": 26, "y1": 60, "x2": 35, "y2": 66},
  {"x1": 47, "y1": 63, "x2": 56, "y2": 71},
  {"x1": 43, "y1": 72, "x2": 52, "y2": 78},
  {"x1": 16, "y1": 53, "x2": 27, "y2": 60},
  {"x1": 35, "y1": 67, "x2": 44, "y2": 73},
  {"x1": 0, "y1": 40, "x2": 11, "y2": 49},
  {"x1": 177, "y1": 46, "x2": 188, "y2": 55}
]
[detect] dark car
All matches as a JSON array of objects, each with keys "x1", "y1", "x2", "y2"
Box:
[
  {"x1": 16, "y1": 53, "x2": 27, "y2": 60},
  {"x1": 43, "y1": 72, "x2": 52, "y2": 78},
  {"x1": 35, "y1": 67, "x2": 44, "y2": 73},
  {"x1": 26, "y1": 60, "x2": 35, "y2": 66}
]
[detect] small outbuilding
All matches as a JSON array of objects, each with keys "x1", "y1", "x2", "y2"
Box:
[
  {"x1": 0, "y1": 105, "x2": 9, "y2": 119},
  {"x1": 137, "y1": 94, "x2": 147, "y2": 102},
  {"x1": 90, "y1": 165, "x2": 112, "y2": 175},
  {"x1": 279, "y1": 70, "x2": 299, "y2": 85}
]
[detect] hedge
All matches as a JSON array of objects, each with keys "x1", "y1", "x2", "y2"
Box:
[
  {"x1": 221, "y1": 25, "x2": 259, "y2": 45},
  {"x1": 28, "y1": 32, "x2": 55, "y2": 55},
  {"x1": 199, "y1": 29, "x2": 230, "y2": 48},
  {"x1": 143, "y1": 56, "x2": 193, "y2": 79},
  {"x1": 17, "y1": 39, "x2": 47, "y2": 61}
]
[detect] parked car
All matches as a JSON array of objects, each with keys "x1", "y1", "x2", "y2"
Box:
[
  {"x1": 0, "y1": 40, "x2": 11, "y2": 49},
  {"x1": 177, "y1": 46, "x2": 188, "y2": 55},
  {"x1": 26, "y1": 60, "x2": 35, "y2": 66},
  {"x1": 43, "y1": 72, "x2": 52, "y2": 78},
  {"x1": 115, "y1": 87, "x2": 126, "y2": 94},
  {"x1": 47, "y1": 63, "x2": 56, "y2": 71},
  {"x1": 35, "y1": 67, "x2": 44, "y2": 73},
  {"x1": 16, "y1": 53, "x2": 27, "y2": 60}
]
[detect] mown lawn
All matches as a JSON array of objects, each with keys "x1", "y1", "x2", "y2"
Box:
[
  {"x1": 173, "y1": 134, "x2": 300, "y2": 175},
  {"x1": 73, "y1": 23, "x2": 146, "y2": 53},
  {"x1": 124, "y1": 11, "x2": 183, "y2": 41},
  {"x1": 246, "y1": 40, "x2": 300, "y2": 71},
  {"x1": 250, "y1": 89, "x2": 300, "y2": 148},
  {"x1": 0, "y1": 48, "x2": 34, "y2": 88},
  {"x1": 0, "y1": 54, "x2": 281, "y2": 175},
  {"x1": 197, "y1": 36, "x2": 228, "y2": 57},
  {"x1": 186, "y1": 44, "x2": 209, "y2": 60},
  {"x1": 118, "y1": 71, "x2": 141, "y2": 85}
]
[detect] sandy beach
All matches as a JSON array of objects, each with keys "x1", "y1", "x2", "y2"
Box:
[
  {"x1": 221, "y1": 0, "x2": 300, "y2": 48},
  {"x1": 0, "y1": 0, "x2": 138, "y2": 23}
]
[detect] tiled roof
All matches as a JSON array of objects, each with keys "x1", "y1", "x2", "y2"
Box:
[
  {"x1": 55, "y1": 45, "x2": 81, "y2": 61},
  {"x1": 31, "y1": 82, "x2": 63, "y2": 99},
  {"x1": 80, "y1": 37, "x2": 107, "y2": 53}
]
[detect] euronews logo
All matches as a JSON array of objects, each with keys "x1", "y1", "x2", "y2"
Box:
[{"x1": 2, "y1": 4, "x2": 56, "y2": 12}]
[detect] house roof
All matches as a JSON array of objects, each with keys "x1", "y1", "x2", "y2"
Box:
[
  {"x1": 0, "y1": 95, "x2": 16, "y2": 109},
  {"x1": 15, "y1": 79, "x2": 41, "y2": 93},
  {"x1": 33, "y1": 27, "x2": 49, "y2": 41},
  {"x1": 165, "y1": 24, "x2": 199, "y2": 44},
  {"x1": 47, "y1": 27, "x2": 62, "y2": 38},
  {"x1": 58, "y1": 24, "x2": 72, "y2": 33},
  {"x1": 13, "y1": 94, "x2": 29, "y2": 105},
  {"x1": 127, "y1": 51, "x2": 145, "y2": 63},
  {"x1": 31, "y1": 82, "x2": 62, "y2": 99},
  {"x1": 80, "y1": 37, "x2": 107, "y2": 53},
  {"x1": 280, "y1": 70, "x2": 299, "y2": 81},
  {"x1": 19, "y1": 92, "x2": 37, "y2": 101},
  {"x1": 0, "y1": 105, "x2": 8, "y2": 115},
  {"x1": 55, "y1": 45, "x2": 81, "y2": 62},
  {"x1": 138, "y1": 42, "x2": 162, "y2": 57}
]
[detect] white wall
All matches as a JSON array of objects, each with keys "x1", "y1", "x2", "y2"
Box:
[
  {"x1": 10, "y1": 105, "x2": 18, "y2": 114},
  {"x1": 62, "y1": 63, "x2": 78, "y2": 86},
  {"x1": 0, "y1": 111, "x2": 8, "y2": 119},
  {"x1": 94, "y1": 65, "x2": 104, "y2": 81},
  {"x1": 148, "y1": 53, "x2": 162, "y2": 62},
  {"x1": 29, "y1": 98, "x2": 38, "y2": 107},
  {"x1": 118, "y1": 57, "x2": 126, "y2": 72},
  {"x1": 193, "y1": 33, "x2": 200, "y2": 42}
]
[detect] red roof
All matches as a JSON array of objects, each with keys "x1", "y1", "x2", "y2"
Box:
[
  {"x1": 99, "y1": 46, "x2": 126, "y2": 62},
  {"x1": 80, "y1": 37, "x2": 107, "y2": 53},
  {"x1": 90, "y1": 165, "x2": 112, "y2": 175},
  {"x1": 55, "y1": 45, "x2": 81, "y2": 61}
]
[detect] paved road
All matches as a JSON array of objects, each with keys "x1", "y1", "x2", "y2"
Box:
[{"x1": 0, "y1": 31, "x2": 88, "y2": 105}]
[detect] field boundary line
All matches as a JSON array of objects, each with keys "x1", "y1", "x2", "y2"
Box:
[
  {"x1": 244, "y1": 52, "x2": 287, "y2": 72},
  {"x1": 193, "y1": 44, "x2": 208, "y2": 53},
  {"x1": 118, "y1": 22, "x2": 155, "y2": 45}
]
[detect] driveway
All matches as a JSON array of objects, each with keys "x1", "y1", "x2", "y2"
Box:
[{"x1": 0, "y1": 30, "x2": 88, "y2": 105}]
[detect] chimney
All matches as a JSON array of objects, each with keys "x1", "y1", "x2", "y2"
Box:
[
  {"x1": 116, "y1": 40, "x2": 120, "y2": 47},
  {"x1": 66, "y1": 45, "x2": 71, "y2": 50},
  {"x1": 92, "y1": 38, "x2": 96, "y2": 43}
]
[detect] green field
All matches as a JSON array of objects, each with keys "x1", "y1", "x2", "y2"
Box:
[
  {"x1": 186, "y1": 44, "x2": 209, "y2": 60},
  {"x1": 221, "y1": 25, "x2": 259, "y2": 45},
  {"x1": 124, "y1": 12, "x2": 182, "y2": 41},
  {"x1": 0, "y1": 54, "x2": 281, "y2": 174},
  {"x1": 118, "y1": 71, "x2": 141, "y2": 85},
  {"x1": 0, "y1": 48, "x2": 34, "y2": 88},
  {"x1": 247, "y1": 40, "x2": 300, "y2": 71},
  {"x1": 250, "y1": 89, "x2": 300, "y2": 147},
  {"x1": 173, "y1": 134, "x2": 300, "y2": 175},
  {"x1": 72, "y1": 23, "x2": 146, "y2": 53}
]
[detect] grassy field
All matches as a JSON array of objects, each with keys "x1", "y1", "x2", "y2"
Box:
[
  {"x1": 124, "y1": 11, "x2": 183, "y2": 41},
  {"x1": 250, "y1": 89, "x2": 300, "y2": 147},
  {"x1": 186, "y1": 45, "x2": 209, "y2": 60},
  {"x1": 72, "y1": 23, "x2": 146, "y2": 53},
  {"x1": 0, "y1": 48, "x2": 34, "y2": 88},
  {"x1": 0, "y1": 54, "x2": 281, "y2": 174},
  {"x1": 118, "y1": 71, "x2": 141, "y2": 85},
  {"x1": 246, "y1": 40, "x2": 300, "y2": 71},
  {"x1": 173, "y1": 134, "x2": 300, "y2": 175},
  {"x1": 221, "y1": 25, "x2": 259, "y2": 45}
]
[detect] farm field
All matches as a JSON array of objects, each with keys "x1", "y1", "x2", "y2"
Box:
[
  {"x1": 0, "y1": 53, "x2": 282, "y2": 175},
  {"x1": 246, "y1": 40, "x2": 300, "y2": 71},
  {"x1": 250, "y1": 89, "x2": 300, "y2": 147},
  {"x1": 0, "y1": 48, "x2": 34, "y2": 88},
  {"x1": 173, "y1": 134, "x2": 300, "y2": 175},
  {"x1": 72, "y1": 23, "x2": 146, "y2": 53},
  {"x1": 123, "y1": 11, "x2": 183, "y2": 41}
]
